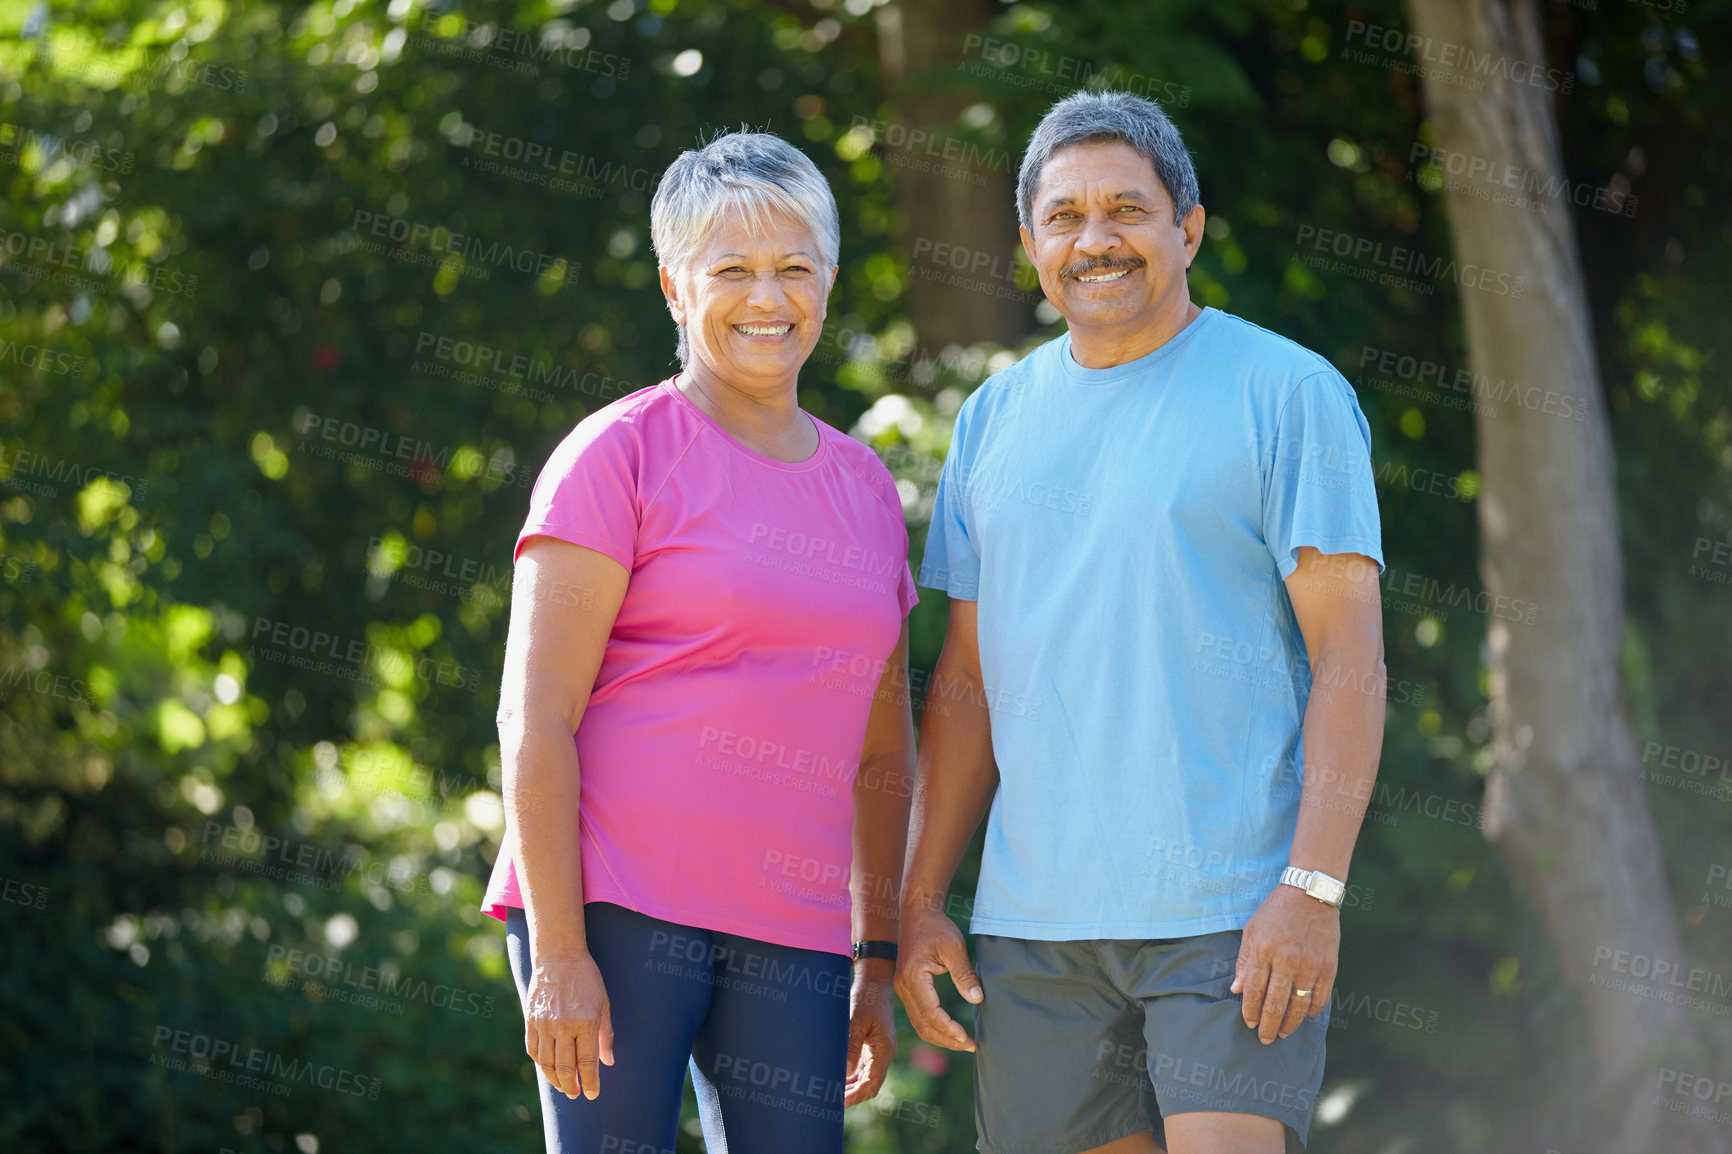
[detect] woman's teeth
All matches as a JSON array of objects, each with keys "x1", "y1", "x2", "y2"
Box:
[{"x1": 735, "y1": 324, "x2": 793, "y2": 335}]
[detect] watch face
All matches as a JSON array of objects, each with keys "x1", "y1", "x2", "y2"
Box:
[{"x1": 1309, "y1": 877, "x2": 1344, "y2": 905}]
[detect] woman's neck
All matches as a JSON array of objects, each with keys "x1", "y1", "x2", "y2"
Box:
[{"x1": 676, "y1": 363, "x2": 818, "y2": 463}]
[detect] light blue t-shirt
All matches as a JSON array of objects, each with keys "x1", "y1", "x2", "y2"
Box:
[{"x1": 920, "y1": 306, "x2": 1384, "y2": 941}]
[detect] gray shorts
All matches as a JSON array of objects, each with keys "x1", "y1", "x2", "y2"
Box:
[{"x1": 972, "y1": 931, "x2": 1327, "y2": 1154}]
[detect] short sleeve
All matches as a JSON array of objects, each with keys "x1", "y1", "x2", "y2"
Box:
[
  {"x1": 896, "y1": 563, "x2": 919, "y2": 617},
  {"x1": 1262, "y1": 371, "x2": 1385, "y2": 579},
  {"x1": 514, "y1": 417, "x2": 641, "y2": 570},
  {"x1": 919, "y1": 399, "x2": 982, "y2": 599}
]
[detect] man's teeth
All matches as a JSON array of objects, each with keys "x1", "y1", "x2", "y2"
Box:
[
  {"x1": 1076, "y1": 268, "x2": 1130, "y2": 283},
  {"x1": 736, "y1": 324, "x2": 792, "y2": 335}
]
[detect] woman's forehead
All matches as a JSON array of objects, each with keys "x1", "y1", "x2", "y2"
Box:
[{"x1": 690, "y1": 206, "x2": 819, "y2": 259}]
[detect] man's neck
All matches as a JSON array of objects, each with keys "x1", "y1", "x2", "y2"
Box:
[{"x1": 1067, "y1": 298, "x2": 1205, "y2": 370}]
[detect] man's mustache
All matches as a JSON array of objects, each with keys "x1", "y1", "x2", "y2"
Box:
[{"x1": 1058, "y1": 255, "x2": 1148, "y2": 280}]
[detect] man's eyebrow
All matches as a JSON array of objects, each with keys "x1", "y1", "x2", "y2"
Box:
[{"x1": 1040, "y1": 189, "x2": 1157, "y2": 213}]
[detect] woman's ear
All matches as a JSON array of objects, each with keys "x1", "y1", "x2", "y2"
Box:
[{"x1": 658, "y1": 265, "x2": 686, "y2": 324}]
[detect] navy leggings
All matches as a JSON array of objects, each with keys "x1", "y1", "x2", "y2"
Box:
[{"x1": 505, "y1": 902, "x2": 852, "y2": 1154}]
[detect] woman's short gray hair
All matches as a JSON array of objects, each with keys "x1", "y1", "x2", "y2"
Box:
[
  {"x1": 1017, "y1": 90, "x2": 1200, "y2": 232},
  {"x1": 651, "y1": 132, "x2": 840, "y2": 366}
]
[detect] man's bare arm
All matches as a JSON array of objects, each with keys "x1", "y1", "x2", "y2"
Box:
[
  {"x1": 894, "y1": 599, "x2": 997, "y2": 1051},
  {"x1": 1232, "y1": 546, "x2": 1385, "y2": 1046}
]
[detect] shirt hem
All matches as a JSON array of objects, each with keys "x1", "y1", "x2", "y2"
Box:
[
  {"x1": 967, "y1": 911, "x2": 1253, "y2": 941},
  {"x1": 919, "y1": 572, "x2": 978, "y2": 600},
  {"x1": 1277, "y1": 535, "x2": 1385, "y2": 579},
  {"x1": 482, "y1": 893, "x2": 850, "y2": 957},
  {"x1": 514, "y1": 521, "x2": 634, "y2": 570}
]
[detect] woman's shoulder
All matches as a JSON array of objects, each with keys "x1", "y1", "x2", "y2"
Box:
[
  {"x1": 550, "y1": 378, "x2": 694, "y2": 458},
  {"x1": 817, "y1": 421, "x2": 904, "y2": 518}
]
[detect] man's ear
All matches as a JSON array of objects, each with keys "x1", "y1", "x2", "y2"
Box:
[
  {"x1": 658, "y1": 265, "x2": 686, "y2": 324},
  {"x1": 1180, "y1": 204, "x2": 1206, "y2": 267},
  {"x1": 1019, "y1": 224, "x2": 1035, "y2": 265}
]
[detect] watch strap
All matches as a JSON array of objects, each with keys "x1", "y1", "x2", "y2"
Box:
[
  {"x1": 852, "y1": 939, "x2": 898, "y2": 962},
  {"x1": 1280, "y1": 866, "x2": 1346, "y2": 908}
]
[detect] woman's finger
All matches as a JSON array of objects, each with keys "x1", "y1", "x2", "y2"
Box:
[{"x1": 553, "y1": 1031, "x2": 581, "y2": 1100}]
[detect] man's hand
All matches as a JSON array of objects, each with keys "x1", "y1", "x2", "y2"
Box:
[
  {"x1": 524, "y1": 951, "x2": 616, "y2": 1100},
  {"x1": 894, "y1": 902, "x2": 983, "y2": 1052},
  {"x1": 845, "y1": 961, "x2": 897, "y2": 1106},
  {"x1": 1230, "y1": 884, "x2": 1340, "y2": 1045}
]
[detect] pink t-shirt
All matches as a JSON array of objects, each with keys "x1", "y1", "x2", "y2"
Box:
[{"x1": 480, "y1": 378, "x2": 917, "y2": 955}]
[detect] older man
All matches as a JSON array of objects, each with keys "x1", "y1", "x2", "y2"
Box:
[{"x1": 895, "y1": 91, "x2": 1386, "y2": 1154}]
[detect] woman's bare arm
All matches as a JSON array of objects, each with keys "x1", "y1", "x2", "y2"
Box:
[{"x1": 498, "y1": 536, "x2": 629, "y2": 1099}]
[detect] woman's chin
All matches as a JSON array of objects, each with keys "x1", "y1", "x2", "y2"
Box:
[{"x1": 710, "y1": 348, "x2": 807, "y2": 382}]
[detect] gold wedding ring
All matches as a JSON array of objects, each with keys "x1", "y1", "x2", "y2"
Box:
[{"x1": 1294, "y1": 989, "x2": 1312, "y2": 997}]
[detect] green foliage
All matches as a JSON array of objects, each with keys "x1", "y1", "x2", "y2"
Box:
[{"x1": 1, "y1": 0, "x2": 1728, "y2": 1151}]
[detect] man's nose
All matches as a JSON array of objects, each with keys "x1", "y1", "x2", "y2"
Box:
[{"x1": 1073, "y1": 212, "x2": 1123, "y2": 255}]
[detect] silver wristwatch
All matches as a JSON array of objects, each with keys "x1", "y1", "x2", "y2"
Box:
[{"x1": 1280, "y1": 866, "x2": 1346, "y2": 908}]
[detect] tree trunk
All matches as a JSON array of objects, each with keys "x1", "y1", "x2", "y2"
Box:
[
  {"x1": 874, "y1": 0, "x2": 1027, "y2": 370},
  {"x1": 1402, "y1": 2, "x2": 1706, "y2": 1149}
]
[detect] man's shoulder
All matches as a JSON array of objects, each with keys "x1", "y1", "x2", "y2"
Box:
[
  {"x1": 1202, "y1": 310, "x2": 1343, "y2": 387},
  {"x1": 956, "y1": 336, "x2": 1064, "y2": 416}
]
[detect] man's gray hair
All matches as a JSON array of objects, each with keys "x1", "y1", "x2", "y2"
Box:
[
  {"x1": 650, "y1": 132, "x2": 839, "y2": 366},
  {"x1": 1016, "y1": 90, "x2": 1200, "y2": 232}
]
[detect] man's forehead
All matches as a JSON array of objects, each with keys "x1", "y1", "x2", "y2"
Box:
[{"x1": 1037, "y1": 142, "x2": 1165, "y2": 196}]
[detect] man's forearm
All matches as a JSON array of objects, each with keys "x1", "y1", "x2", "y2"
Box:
[
  {"x1": 901, "y1": 666, "x2": 998, "y2": 915},
  {"x1": 1291, "y1": 644, "x2": 1386, "y2": 879},
  {"x1": 501, "y1": 717, "x2": 589, "y2": 957}
]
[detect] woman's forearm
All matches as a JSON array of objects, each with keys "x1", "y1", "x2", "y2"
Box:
[
  {"x1": 852, "y1": 745, "x2": 913, "y2": 944},
  {"x1": 502, "y1": 714, "x2": 590, "y2": 958}
]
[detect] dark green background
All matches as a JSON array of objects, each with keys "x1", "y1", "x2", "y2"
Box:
[{"x1": 1, "y1": 0, "x2": 1728, "y2": 1150}]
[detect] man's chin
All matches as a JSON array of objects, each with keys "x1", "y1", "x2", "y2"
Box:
[{"x1": 1052, "y1": 293, "x2": 1155, "y2": 331}]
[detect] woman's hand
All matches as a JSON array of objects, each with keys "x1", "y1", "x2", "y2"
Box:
[
  {"x1": 523, "y1": 951, "x2": 616, "y2": 1100},
  {"x1": 844, "y1": 960, "x2": 898, "y2": 1106}
]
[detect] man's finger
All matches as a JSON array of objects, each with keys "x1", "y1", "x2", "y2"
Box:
[
  {"x1": 1309, "y1": 963, "x2": 1338, "y2": 1016},
  {"x1": 1238, "y1": 958, "x2": 1270, "y2": 1030},
  {"x1": 902, "y1": 963, "x2": 971, "y2": 1051},
  {"x1": 1277, "y1": 973, "x2": 1318, "y2": 1039},
  {"x1": 1258, "y1": 972, "x2": 1293, "y2": 1044},
  {"x1": 941, "y1": 939, "x2": 983, "y2": 1004}
]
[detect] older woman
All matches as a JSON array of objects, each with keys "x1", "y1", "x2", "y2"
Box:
[{"x1": 480, "y1": 132, "x2": 918, "y2": 1154}]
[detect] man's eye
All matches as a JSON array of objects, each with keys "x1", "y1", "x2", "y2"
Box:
[
  {"x1": 1115, "y1": 205, "x2": 1144, "y2": 214},
  {"x1": 784, "y1": 265, "x2": 812, "y2": 274}
]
